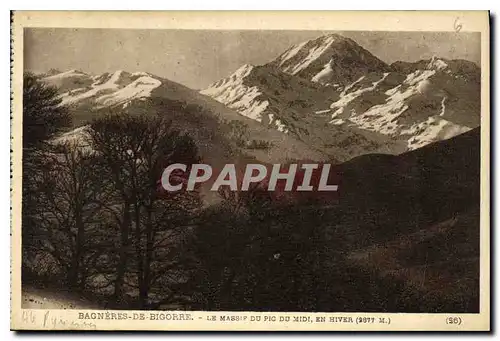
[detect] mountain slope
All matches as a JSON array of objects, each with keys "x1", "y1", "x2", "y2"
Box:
[
  {"x1": 46, "y1": 69, "x2": 329, "y2": 165},
  {"x1": 329, "y1": 57, "x2": 480, "y2": 150},
  {"x1": 201, "y1": 34, "x2": 481, "y2": 159},
  {"x1": 201, "y1": 63, "x2": 338, "y2": 134},
  {"x1": 270, "y1": 33, "x2": 391, "y2": 86},
  {"x1": 201, "y1": 63, "x2": 400, "y2": 162},
  {"x1": 43, "y1": 70, "x2": 162, "y2": 109},
  {"x1": 336, "y1": 128, "x2": 481, "y2": 312}
]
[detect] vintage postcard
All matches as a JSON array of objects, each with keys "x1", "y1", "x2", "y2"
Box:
[{"x1": 10, "y1": 11, "x2": 490, "y2": 331}]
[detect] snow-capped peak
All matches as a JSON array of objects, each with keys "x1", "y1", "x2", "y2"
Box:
[
  {"x1": 427, "y1": 56, "x2": 448, "y2": 71},
  {"x1": 233, "y1": 64, "x2": 255, "y2": 78},
  {"x1": 131, "y1": 71, "x2": 152, "y2": 77},
  {"x1": 43, "y1": 69, "x2": 88, "y2": 80},
  {"x1": 43, "y1": 69, "x2": 163, "y2": 109},
  {"x1": 200, "y1": 33, "x2": 478, "y2": 158},
  {"x1": 271, "y1": 33, "x2": 390, "y2": 85},
  {"x1": 275, "y1": 34, "x2": 345, "y2": 68},
  {"x1": 282, "y1": 35, "x2": 337, "y2": 75},
  {"x1": 201, "y1": 64, "x2": 269, "y2": 122},
  {"x1": 277, "y1": 41, "x2": 308, "y2": 67},
  {"x1": 109, "y1": 70, "x2": 125, "y2": 82}
]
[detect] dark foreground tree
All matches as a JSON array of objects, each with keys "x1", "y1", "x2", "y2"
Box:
[
  {"x1": 22, "y1": 72, "x2": 71, "y2": 148},
  {"x1": 89, "y1": 113, "x2": 201, "y2": 308},
  {"x1": 22, "y1": 72, "x2": 72, "y2": 281},
  {"x1": 26, "y1": 143, "x2": 107, "y2": 289}
]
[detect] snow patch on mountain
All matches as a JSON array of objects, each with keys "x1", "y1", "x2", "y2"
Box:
[
  {"x1": 311, "y1": 60, "x2": 334, "y2": 83},
  {"x1": 200, "y1": 65, "x2": 269, "y2": 122},
  {"x1": 44, "y1": 69, "x2": 88, "y2": 81},
  {"x1": 401, "y1": 116, "x2": 471, "y2": 150},
  {"x1": 43, "y1": 70, "x2": 94, "y2": 93},
  {"x1": 327, "y1": 61, "x2": 473, "y2": 149},
  {"x1": 59, "y1": 73, "x2": 122, "y2": 105},
  {"x1": 342, "y1": 76, "x2": 366, "y2": 93},
  {"x1": 439, "y1": 96, "x2": 447, "y2": 117},
  {"x1": 131, "y1": 71, "x2": 152, "y2": 77},
  {"x1": 277, "y1": 41, "x2": 308, "y2": 67},
  {"x1": 330, "y1": 73, "x2": 389, "y2": 119},
  {"x1": 268, "y1": 113, "x2": 289, "y2": 133},
  {"x1": 330, "y1": 118, "x2": 346, "y2": 125},
  {"x1": 54, "y1": 125, "x2": 91, "y2": 144},
  {"x1": 52, "y1": 125, "x2": 93, "y2": 151},
  {"x1": 199, "y1": 33, "x2": 479, "y2": 156},
  {"x1": 344, "y1": 69, "x2": 437, "y2": 135},
  {"x1": 284, "y1": 36, "x2": 336, "y2": 75},
  {"x1": 44, "y1": 70, "x2": 162, "y2": 108},
  {"x1": 427, "y1": 56, "x2": 448, "y2": 71},
  {"x1": 272, "y1": 34, "x2": 391, "y2": 86},
  {"x1": 97, "y1": 76, "x2": 162, "y2": 107},
  {"x1": 232, "y1": 64, "x2": 254, "y2": 79}
]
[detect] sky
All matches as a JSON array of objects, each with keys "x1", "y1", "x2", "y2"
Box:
[{"x1": 24, "y1": 28, "x2": 481, "y2": 89}]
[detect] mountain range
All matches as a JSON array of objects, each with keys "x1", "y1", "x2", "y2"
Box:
[
  {"x1": 43, "y1": 33, "x2": 480, "y2": 165},
  {"x1": 33, "y1": 32, "x2": 482, "y2": 312},
  {"x1": 201, "y1": 34, "x2": 480, "y2": 156}
]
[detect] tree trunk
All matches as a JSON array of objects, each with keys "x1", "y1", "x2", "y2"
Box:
[
  {"x1": 114, "y1": 203, "x2": 131, "y2": 305},
  {"x1": 141, "y1": 206, "x2": 155, "y2": 309},
  {"x1": 134, "y1": 203, "x2": 147, "y2": 309},
  {"x1": 68, "y1": 195, "x2": 85, "y2": 289}
]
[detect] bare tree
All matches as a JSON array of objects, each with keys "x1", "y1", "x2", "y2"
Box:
[
  {"x1": 89, "y1": 113, "x2": 201, "y2": 308},
  {"x1": 29, "y1": 143, "x2": 106, "y2": 289},
  {"x1": 22, "y1": 72, "x2": 71, "y2": 148},
  {"x1": 22, "y1": 72, "x2": 71, "y2": 276}
]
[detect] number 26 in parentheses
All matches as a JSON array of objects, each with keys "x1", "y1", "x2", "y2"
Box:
[{"x1": 446, "y1": 316, "x2": 462, "y2": 325}]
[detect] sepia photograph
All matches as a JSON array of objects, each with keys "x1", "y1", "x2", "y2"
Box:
[{"x1": 10, "y1": 11, "x2": 490, "y2": 331}]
